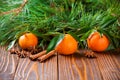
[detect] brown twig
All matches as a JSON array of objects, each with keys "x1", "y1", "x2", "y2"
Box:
[
  {"x1": 0, "y1": 0, "x2": 28, "y2": 15},
  {"x1": 38, "y1": 50, "x2": 56, "y2": 62},
  {"x1": 29, "y1": 50, "x2": 46, "y2": 60}
]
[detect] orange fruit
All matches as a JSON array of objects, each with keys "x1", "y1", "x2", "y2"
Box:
[
  {"x1": 55, "y1": 34, "x2": 78, "y2": 55},
  {"x1": 18, "y1": 33, "x2": 38, "y2": 49},
  {"x1": 87, "y1": 31, "x2": 109, "y2": 52}
]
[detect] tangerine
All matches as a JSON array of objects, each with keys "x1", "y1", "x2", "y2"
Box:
[
  {"x1": 18, "y1": 33, "x2": 38, "y2": 49},
  {"x1": 87, "y1": 31, "x2": 109, "y2": 52},
  {"x1": 55, "y1": 34, "x2": 78, "y2": 55}
]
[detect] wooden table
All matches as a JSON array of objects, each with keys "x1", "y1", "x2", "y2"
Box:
[{"x1": 0, "y1": 46, "x2": 120, "y2": 80}]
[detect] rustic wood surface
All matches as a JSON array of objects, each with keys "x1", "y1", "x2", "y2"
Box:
[{"x1": 0, "y1": 46, "x2": 120, "y2": 80}]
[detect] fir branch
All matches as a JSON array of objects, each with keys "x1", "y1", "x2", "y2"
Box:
[
  {"x1": 0, "y1": 0, "x2": 120, "y2": 49},
  {"x1": 0, "y1": 0, "x2": 28, "y2": 15}
]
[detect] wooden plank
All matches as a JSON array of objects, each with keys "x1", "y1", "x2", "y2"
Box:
[
  {"x1": 0, "y1": 46, "x2": 119, "y2": 80},
  {"x1": 96, "y1": 51, "x2": 120, "y2": 80},
  {"x1": 0, "y1": 46, "x2": 19, "y2": 80},
  {"x1": 58, "y1": 51, "x2": 120, "y2": 80},
  {"x1": 14, "y1": 53, "x2": 58, "y2": 80}
]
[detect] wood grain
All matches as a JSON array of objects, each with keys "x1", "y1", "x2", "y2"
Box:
[
  {"x1": 0, "y1": 46, "x2": 120, "y2": 80},
  {"x1": 0, "y1": 46, "x2": 19, "y2": 80},
  {"x1": 14, "y1": 53, "x2": 57, "y2": 80},
  {"x1": 58, "y1": 51, "x2": 120, "y2": 80},
  {"x1": 96, "y1": 52, "x2": 120, "y2": 80}
]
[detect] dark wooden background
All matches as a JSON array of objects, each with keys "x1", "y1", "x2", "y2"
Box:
[{"x1": 0, "y1": 46, "x2": 120, "y2": 80}]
